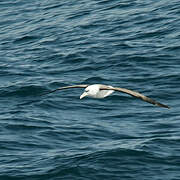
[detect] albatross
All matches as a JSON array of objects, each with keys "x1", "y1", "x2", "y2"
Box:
[{"x1": 46, "y1": 84, "x2": 170, "y2": 109}]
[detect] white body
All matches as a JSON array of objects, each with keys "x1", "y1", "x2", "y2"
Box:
[{"x1": 80, "y1": 84, "x2": 114, "y2": 99}]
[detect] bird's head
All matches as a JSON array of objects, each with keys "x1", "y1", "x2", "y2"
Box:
[{"x1": 80, "y1": 85, "x2": 100, "y2": 99}]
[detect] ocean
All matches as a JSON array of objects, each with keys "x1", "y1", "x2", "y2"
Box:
[{"x1": 0, "y1": 0, "x2": 180, "y2": 179}]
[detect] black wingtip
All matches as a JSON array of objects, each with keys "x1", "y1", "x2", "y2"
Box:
[
  {"x1": 156, "y1": 102, "x2": 170, "y2": 109},
  {"x1": 40, "y1": 89, "x2": 59, "y2": 96}
]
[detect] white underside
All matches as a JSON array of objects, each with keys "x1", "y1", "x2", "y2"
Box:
[
  {"x1": 80, "y1": 84, "x2": 114, "y2": 99},
  {"x1": 91, "y1": 89, "x2": 114, "y2": 98}
]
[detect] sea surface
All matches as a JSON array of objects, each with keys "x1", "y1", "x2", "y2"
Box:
[{"x1": 0, "y1": 0, "x2": 180, "y2": 179}]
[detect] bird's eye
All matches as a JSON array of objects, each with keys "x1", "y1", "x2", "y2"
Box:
[{"x1": 85, "y1": 90, "x2": 89, "y2": 92}]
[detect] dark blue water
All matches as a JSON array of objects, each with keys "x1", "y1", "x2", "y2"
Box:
[{"x1": 0, "y1": 0, "x2": 180, "y2": 179}]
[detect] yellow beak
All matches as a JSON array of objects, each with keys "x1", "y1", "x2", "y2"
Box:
[{"x1": 80, "y1": 92, "x2": 87, "y2": 99}]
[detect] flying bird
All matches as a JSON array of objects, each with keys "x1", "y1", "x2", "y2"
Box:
[{"x1": 45, "y1": 84, "x2": 170, "y2": 109}]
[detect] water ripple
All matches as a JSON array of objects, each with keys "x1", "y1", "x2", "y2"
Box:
[{"x1": 0, "y1": 0, "x2": 179, "y2": 179}]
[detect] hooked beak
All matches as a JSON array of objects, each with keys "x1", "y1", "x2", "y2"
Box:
[{"x1": 80, "y1": 92, "x2": 87, "y2": 99}]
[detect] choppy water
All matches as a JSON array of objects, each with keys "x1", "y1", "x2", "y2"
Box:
[{"x1": 0, "y1": 0, "x2": 180, "y2": 179}]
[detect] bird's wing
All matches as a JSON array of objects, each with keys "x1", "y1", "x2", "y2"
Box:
[
  {"x1": 100, "y1": 86, "x2": 170, "y2": 109},
  {"x1": 43, "y1": 85, "x2": 89, "y2": 95}
]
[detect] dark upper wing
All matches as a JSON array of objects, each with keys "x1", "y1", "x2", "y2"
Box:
[
  {"x1": 43, "y1": 85, "x2": 88, "y2": 96},
  {"x1": 100, "y1": 86, "x2": 170, "y2": 109}
]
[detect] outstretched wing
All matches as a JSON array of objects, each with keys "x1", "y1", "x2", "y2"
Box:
[
  {"x1": 43, "y1": 85, "x2": 88, "y2": 96},
  {"x1": 100, "y1": 86, "x2": 170, "y2": 109}
]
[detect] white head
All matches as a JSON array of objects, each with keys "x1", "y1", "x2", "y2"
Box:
[{"x1": 80, "y1": 85, "x2": 100, "y2": 99}]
